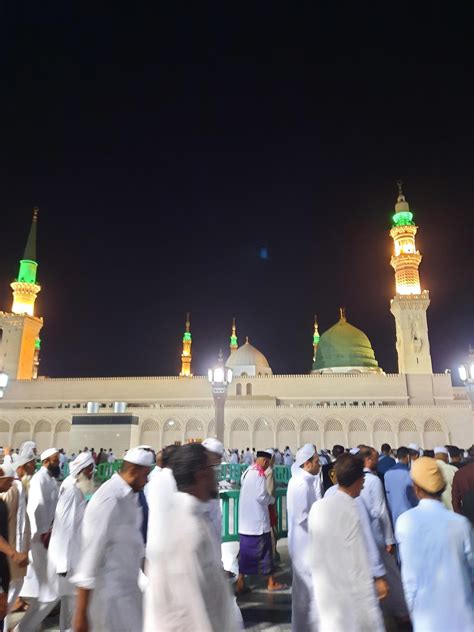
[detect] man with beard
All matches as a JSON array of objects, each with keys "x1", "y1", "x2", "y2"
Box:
[
  {"x1": 44, "y1": 452, "x2": 95, "y2": 632},
  {"x1": 16, "y1": 448, "x2": 60, "y2": 632}
]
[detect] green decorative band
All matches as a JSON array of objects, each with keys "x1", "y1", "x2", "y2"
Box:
[
  {"x1": 17, "y1": 259, "x2": 38, "y2": 284},
  {"x1": 392, "y1": 211, "x2": 414, "y2": 227}
]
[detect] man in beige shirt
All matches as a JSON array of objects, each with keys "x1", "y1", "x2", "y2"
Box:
[{"x1": 434, "y1": 446, "x2": 457, "y2": 510}]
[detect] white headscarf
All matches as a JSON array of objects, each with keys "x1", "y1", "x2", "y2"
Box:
[
  {"x1": 291, "y1": 443, "x2": 316, "y2": 477},
  {"x1": 69, "y1": 452, "x2": 95, "y2": 477}
]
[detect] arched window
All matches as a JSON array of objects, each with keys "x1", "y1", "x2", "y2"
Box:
[
  {"x1": 246, "y1": 383, "x2": 252, "y2": 396},
  {"x1": 236, "y1": 384, "x2": 242, "y2": 396}
]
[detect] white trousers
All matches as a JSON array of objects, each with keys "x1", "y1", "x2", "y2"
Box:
[
  {"x1": 4, "y1": 580, "x2": 23, "y2": 632},
  {"x1": 14, "y1": 598, "x2": 57, "y2": 632}
]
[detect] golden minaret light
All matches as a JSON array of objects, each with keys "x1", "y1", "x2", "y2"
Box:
[
  {"x1": 11, "y1": 207, "x2": 41, "y2": 316},
  {"x1": 179, "y1": 313, "x2": 192, "y2": 376},
  {"x1": 389, "y1": 184, "x2": 433, "y2": 374}
]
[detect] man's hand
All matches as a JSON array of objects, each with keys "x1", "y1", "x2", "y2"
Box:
[
  {"x1": 72, "y1": 609, "x2": 89, "y2": 632},
  {"x1": 40, "y1": 531, "x2": 52, "y2": 549},
  {"x1": 0, "y1": 591, "x2": 7, "y2": 620},
  {"x1": 12, "y1": 551, "x2": 28, "y2": 567},
  {"x1": 374, "y1": 577, "x2": 389, "y2": 600},
  {"x1": 385, "y1": 544, "x2": 394, "y2": 554},
  {"x1": 3, "y1": 447, "x2": 11, "y2": 457}
]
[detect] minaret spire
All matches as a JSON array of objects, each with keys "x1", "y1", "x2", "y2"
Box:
[
  {"x1": 312, "y1": 314, "x2": 320, "y2": 362},
  {"x1": 389, "y1": 184, "x2": 432, "y2": 374},
  {"x1": 230, "y1": 317, "x2": 238, "y2": 353},
  {"x1": 179, "y1": 312, "x2": 192, "y2": 377},
  {"x1": 11, "y1": 208, "x2": 41, "y2": 317}
]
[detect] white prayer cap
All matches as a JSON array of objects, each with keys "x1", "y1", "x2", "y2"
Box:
[
  {"x1": 434, "y1": 446, "x2": 449, "y2": 456},
  {"x1": 349, "y1": 447, "x2": 360, "y2": 455},
  {"x1": 291, "y1": 444, "x2": 316, "y2": 476},
  {"x1": 13, "y1": 449, "x2": 36, "y2": 468},
  {"x1": 69, "y1": 452, "x2": 95, "y2": 477},
  {"x1": 40, "y1": 448, "x2": 59, "y2": 462},
  {"x1": 0, "y1": 462, "x2": 16, "y2": 478},
  {"x1": 19, "y1": 440, "x2": 36, "y2": 453},
  {"x1": 137, "y1": 444, "x2": 154, "y2": 450},
  {"x1": 202, "y1": 438, "x2": 224, "y2": 456},
  {"x1": 123, "y1": 447, "x2": 154, "y2": 467},
  {"x1": 264, "y1": 448, "x2": 275, "y2": 457},
  {"x1": 408, "y1": 443, "x2": 421, "y2": 454}
]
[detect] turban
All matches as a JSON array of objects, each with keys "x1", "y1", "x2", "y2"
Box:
[
  {"x1": 256, "y1": 450, "x2": 272, "y2": 459},
  {"x1": 434, "y1": 446, "x2": 449, "y2": 456},
  {"x1": 0, "y1": 462, "x2": 16, "y2": 478},
  {"x1": 13, "y1": 449, "x2": 36, "y2": 468},
  {"x1": 124, "y1": 447, "x2": 154, "y2": 467},
  {"x1": 41, "y1": 448, "x2": 59, "y2": 462},
  {"x1": 411, "y1": 457, "x2": 445, "y2": 494},
  {"x1": 292, "y1": 444, "x2": 316, "y2": 476},
  {"x1": 70, "y1": 452, "x2": 95, "y2": 477},
  {"x1": 202, "y1": 438, "x2": 224, "y2": 456}
]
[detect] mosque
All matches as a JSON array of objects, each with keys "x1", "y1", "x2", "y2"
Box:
[{"x1": 0, "y1": 190, "x2": 471, "y2": 454}]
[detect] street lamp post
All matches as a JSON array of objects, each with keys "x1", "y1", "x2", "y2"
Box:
[
  {"x1": 458, "y1": 346, "x2": 474, "y2": 408},
  {"x1": 208, "y1": 351, "x2": 233, "y2": 444}
]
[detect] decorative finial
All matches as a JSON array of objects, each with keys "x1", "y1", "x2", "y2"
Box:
[
  {"x1": 245, "y1": 336, "x2": 249, "y2": 344},
  {"x1": 32, "y1": 207, "x2": 39, "y2": 221},
  {"x1": 185, "y1": 312, "x2": 190, "y2": 332},
  {"x1": 339, "y1": 307, "x2": 346, "y2": 321},
  {"x1": 314, "y1": 314, "x2": 319, "y2": 329},
  {"x1": 218, "y1": 348, "x2": 224, "y2": 362},
  {"x1": 396, "y1": 180, "x2": 405, "y2": 202}
]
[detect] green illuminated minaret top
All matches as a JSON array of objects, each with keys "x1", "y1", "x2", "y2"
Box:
[
  {"x1": 230, "y1": 317, "x2": 238, "y2": 353},
  {"x1": 392, "y1": 181, "x2": 414, "y2": 228},
  {"x1": 183, "y1": 312, "x2": 191, "y2": 343},
  {"x1": 312, "y1": 314, "x2": 320, "y2": 362},
  {"x1": 17, "y1": 207, "x2": 39, "y2": 284}
]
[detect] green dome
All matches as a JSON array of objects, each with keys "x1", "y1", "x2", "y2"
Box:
[{"x1": 313, "y1": 313, "x2": 380, "y2": 372}]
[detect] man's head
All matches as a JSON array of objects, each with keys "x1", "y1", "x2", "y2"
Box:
[
  {"x1": 332, "y1": 444, "x2": 345, "y2": 459},
  {"x1": 157, "y1": 444, "x2": 179, "y2": 469},
  {"x1": 358, "y1": 446, "x2": 378, "y2": 471},
  {"x1": 295, "y1": 444, "x2": 320, "y2": 476},
  {"x1": 41, "y1": 448, "x2": 60, "y2": 478},
  {"x1": 447, "y1": 445, "x2": 461, "y2": 463},
  {"x1": 408, "y1": 443, "x2": 421, "y2": 461},
  {"x1": 170, "y1": 443, "x2": 217, "y2": 502},
  {"x1": 381, "y1": 443, "x2": 391, "y2": 455},
  {"x1": 15, "y1": 449, "x2": 37, "y2": 478},
  {"x1": 334, "y1": 454, "x2": 365, "y2": 498},
  {"x1": 434, "y1": 446, "x2": 449, "y2": 464},
  {"x1": 410, "y1": 456, "x2": 446, "y2": 500},
  {"x1": 396, "y1": 447, "x2": 410, "y2": 465},
  {"x1": 202, "y1": 438, "x2": 224, "y2": 467},
  {"x1": 0, "y1": 463, "x2": 15, "y2": 493},
  {"x1": 256, "y1": 450, "x2": 272, "y2": 470},
  {"x1": 19, "y1": 440, "x2": 37, "y2": 456},
  {"x1": 120, "y1": 447, "x2": 154, "y2": 492}
]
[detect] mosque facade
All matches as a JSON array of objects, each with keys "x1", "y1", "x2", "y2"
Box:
[{"x1": 0, "y1": 191, "x2": 471, "y2": 454}]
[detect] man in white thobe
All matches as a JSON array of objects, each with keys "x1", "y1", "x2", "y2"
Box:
[
  {"x1": 72, "y1": 447, "x2": 154, "y2": 632},
  {"x1": 143, "y1": 443, "x2": 239, "y2": 631},
  {"x1": 396, "y1": 456, "x2": 474, "y2": 631},
  {"x1": 287, "y1": 444, "x2": 320, "y2": 631},
  {"x1": 243, "y1": 448, "x2": 253, "y2": 466},
  {"x1": 308, "y1": 453, "x2": 384, "y2": 632},
  {"x1": 16, "y1": 448, "x2": 60, "y2": 632},
  {"x1": 47, "y1": 452, "x2": 95, "y2": 632},
  {"x1": 358, "y1": 446, "x2": 409, "y2": 621}
]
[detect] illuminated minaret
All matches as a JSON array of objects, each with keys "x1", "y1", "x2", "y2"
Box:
[
  {"x1": 389, "y1": 184, "x2": 432, "y2": 374},
  {"x1": 312, "y1": 314, "x2": 320, "y2": 362},
  {"x1": 0, "y1": 209, "x2": 44, "y2": 379},
  {"x1": 230, "y1": 317, "x2": 238, "y2": 354},
  {"x1": 179, "y1": 313, "x2": 192, "y2": 376}
]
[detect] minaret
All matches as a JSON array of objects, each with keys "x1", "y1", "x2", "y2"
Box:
[
  {"x1": 230, "y1": 317, "x2": 238, "y2": 354},
  {"x1": 389, "y1": 184, "x2": 432, "y2": 374},
  {"x1": 312, "y1": 314, "x2": 320, "y2": 362},
  {"x1": 179, "y1": 313, "x2": 192, "y2": 376},
  {"x1": 0, "y1": 209, "x2": 44, "y2": 379},
  {"x1": 11, "y1": 207, "x2": 41, "y2": 316}
]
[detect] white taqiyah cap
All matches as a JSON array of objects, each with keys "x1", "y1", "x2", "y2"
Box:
[
  {"x1": 123, "y1": 447, "x2": 154, "y2": 467},
  {"x1": 202, "y1": 438, "x2": 224, "y2": 456},
  {"x1": 41, "y1": 448, "x2": 59, "y2": 462},
  {"x1": 295, "y1": 444, "x2": 316, "y2": 467},
  {"x1": 137, "y1": 445, "x2": 154, "y2": 451},
  {"x1": 69, "y1": 452, "x2": 95, "y2": 477},
  {"x1": 264, "y1": 448, "x2": 275, "y2": 457},
  {"x1": 0, "y1": 462, "x2": 16, "y2": 478},
  {"x1": 434, "y1": 446, "x2": 449, "y2": 456},
  {"x1": 13, "y1": 449, "x2": 36, "y2": 468},
  {"x1": 349, "y1": 447, "x2": 360, "y2": 455},
  {"x1": 408, "y1": 443, "x2": 421, "y2": 453}
]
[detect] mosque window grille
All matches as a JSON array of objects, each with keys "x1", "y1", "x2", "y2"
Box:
[
  {"x1": 141, "y1": 419, "x2": 160, "y2": 433},
  {"x1": 231, "y1": 418, "x2": 249, "y2": 432},
  {"x1": 278, "y1": 418, "x2": 296, "y2": 432},
  {"x1": 236, "y1": 384, "x2": 242, "y2": 396},
  {"x1": 399, "y1": 419, "x2": 417, "y2": 432},
  {"x1": 301, "y1": 419, "x2": 319, "y2": 432},
  {"x1": 164, "y1": 419, "x2": 181, "y2": 431},
  {"x1": 424, "y1": 419, "x2": 442, "y2": 432},
  {"x1": 186, "y1": 418, "x2": 203, "y2": 433},
  {"x1": 349, "y1": 419, "x2": 367, "y2": 432},
  {"x1": 34, "y1": 420, "x2": 52, "y2": 434},
  {"x1": 325, "y1": 418, "x2": 343, "y2": 432},
  {"x1": 373, "y1": 419, "x2": 392, "y2": 432},
  {"x1": 254, "y1": 418, "x2": 272, "y2": 431},
  {"x1": 246, "y1": 383, "x2": 252, "y2": 396}
]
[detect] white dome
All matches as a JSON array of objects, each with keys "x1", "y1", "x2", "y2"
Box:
[{"x1": 226, "y1": 339, "x2": 272, "y2": 376}]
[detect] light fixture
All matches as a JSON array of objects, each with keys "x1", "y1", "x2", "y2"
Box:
[{"x1": 0, "y1": 373, "x2": 8, "y2": 389}]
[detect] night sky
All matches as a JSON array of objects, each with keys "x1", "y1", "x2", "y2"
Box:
[{"x1": 0, "y1": 4, "x2": 472, "y2": 379}]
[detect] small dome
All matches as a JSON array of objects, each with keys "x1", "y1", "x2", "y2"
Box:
[
  {"x1": 226, "y1": 338, "x2": 272, "y2": 377},
  {"x1": 313, "y1": 312, "x2": 381, "y2": 373}
]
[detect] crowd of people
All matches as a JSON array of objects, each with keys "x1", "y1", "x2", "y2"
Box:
[{"x1": 0, "y1": 438, "x2": 470, "y2": 631}]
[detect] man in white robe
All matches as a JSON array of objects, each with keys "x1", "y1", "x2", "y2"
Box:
[
  {"x1": 72, "y1": 447, "x2": 154, "y2": 632},
  {"x1": 46, "y1": 452, "x2": 94, "y2": 632},
  {"x1": 287, "y1": 444, "x2": 320, "y2": 631},
  {"x1": 143, "y1": 443, "x2": 239, "y2": 631},
  {"x1": 396, "y1": 456, "x2": 474, "y2": 631},
  {"x1": 308, "y1": 453, "x2": 385, "y2": 632},
  {"x1": 16, "y1": 448, "x2": 60, "y2": 632}
]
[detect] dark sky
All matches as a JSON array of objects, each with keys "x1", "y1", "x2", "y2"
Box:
[{"x1": 0, "y1": 4, "x2": 472, "y2": 379}]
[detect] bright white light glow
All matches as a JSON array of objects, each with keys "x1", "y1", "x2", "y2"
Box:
[
  {"x1": 470, "y1": 364, "x2": 474, "y2": 380},
  {"x1": 213, "y1": 367, "x2": 224, "y2": 383},
  {"x1": 208, "y1": 369, "x2": 213, "y2": 382},
  {"x1": 0, "y1": 373, "x2": 8, "y2": 388},
  {"x1": 227, "y1": 368, "x2": 233, "y2": 384},
  {"x1": 458, "y1": 365, "x2": 468, "y2": 382}
]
